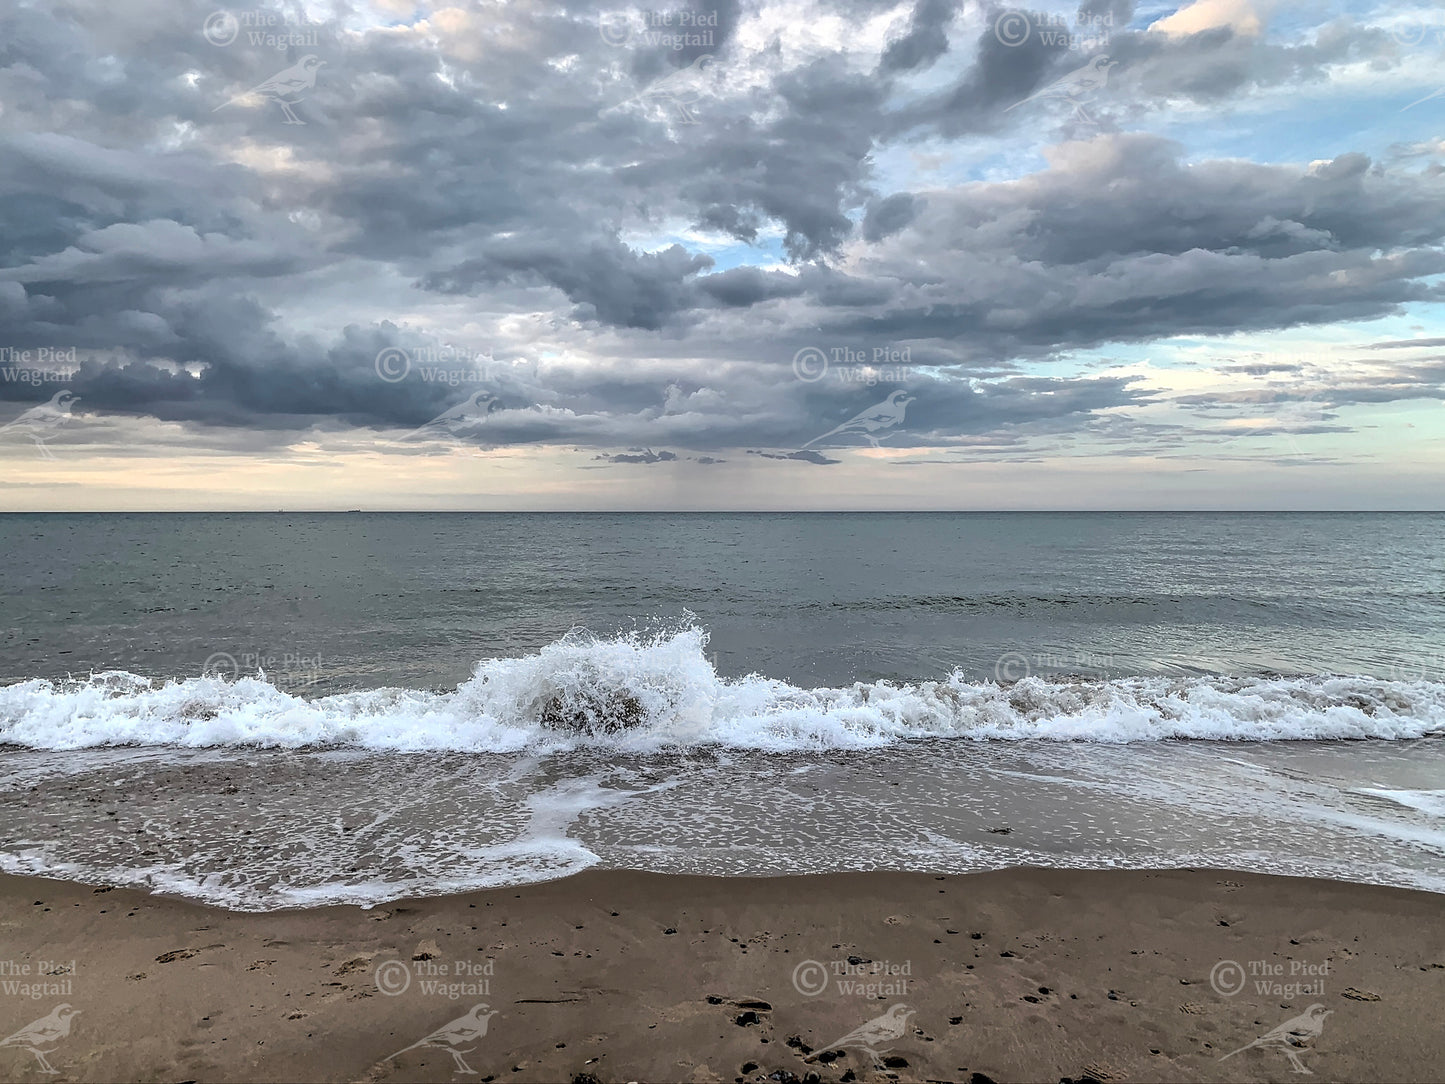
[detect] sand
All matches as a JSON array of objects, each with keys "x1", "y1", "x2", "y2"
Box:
[{"x1": 0, "y1": 867, "x2": 1441, "y2": 1083}]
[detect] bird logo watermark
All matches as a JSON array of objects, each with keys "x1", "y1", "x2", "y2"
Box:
[
  {"x1": 1210, "y1": 959, "x2": 1248, "y2": 996},
  {"x1": 792, "y1": 345, "x2": 914, "y2": 385},
  {"x1": 1392, "y1": 23, "x2": 1445, "y2": 47},
  {"x1": 994, "y1": 9, "x2": 1033, "y2": 46},
  {"x1": 1219, "y1": 1004, "x2": 1332, "y2": 1075},
  {"x1": 375, "y1": 347, "x2": 411, "y2": 383},
  {"x1": 386, "y1": 1003, "x2": 497, "y2": 1076},
  {"x1": 600, "y1": 8, "x2": 718, "y2": 49},
  {"x1": 201, "y1": 650, "x2": 320, "y2": 691},
  {"x1": 1402, "y1": 81, "x2": 1445, "y2": 112},
  {"x1": 204, "y1": 9, "x2": 321, "y2": 50},
  {"x1": 0, "y1": 1003, "x2": 79, "y2": 1076},
  {"x1": 203, "y1": 11, "x2": 240, "y2": 46},
  {"x1": 213, "y1": 55, "x2": 326, "y2": 125},
  {"x1": 603, "y1": 54, "x2": 719, "y2": 125},
  {"x1": 994, "y1": 649, "x2": 1113, "y2": 682},
  {"x1": 995, "y1": 652, "x2": 1031, "y2": 682},
  {"x1": 599, "y1": 11, "x2": 636, "y2": 46},
  {"x1": 375, "y1": 346, "x2": 498, "y2": 386},
  {"x1": 0, "y1": 390, "x2": 81, "y2": 460},
  {"x1": 201, "y1": 651, "x2": 241, "y2": 682},
  {"x1": 1, "y1": 961, "x2": 77, "y2": 1001},
  {"x1": 1211, "y1": 957, "x2": 1329, "y2": 999},
  {"x1": 0, "y1": 346, "x2": 77, "y2": 385},
  {"x1": 1004, "y1": 55, "x2": 1118, "y2": 126},
  {"x1": 803, "y1": 1003, "x2": 915, "y2": 1067},
  {"x1": 391, "y1": 391, "x2": 500, "y2": 451},
  {"x1": 800, "y1": 389, "x2": 915, "y2": 450},
  {"x1": 793, "y1": 958, "x2": 912, "y2": 998},
  {"x1": 374, "y1": 954, "x2": 495, "y2": 1000},
  {"x1": 994, "y1": 8, "x2": 1115, "y2": 50},
  {"x1": 1238, "y1": 364, "x2": 1333, "y2": 459}
]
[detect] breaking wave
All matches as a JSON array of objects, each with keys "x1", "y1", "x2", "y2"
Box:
[{"x1": 2, "y1": 626, "x2": 1442, "y2": 752}]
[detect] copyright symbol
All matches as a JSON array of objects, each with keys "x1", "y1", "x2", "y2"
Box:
[
  {"x1": 203, "y1": 11, "x2": 239, "y2": 46},
  {"x1": 201, "y1": 651, "x2": 239, "y2": 681},
  {"x1": 375, "y1": 347, "x2": 411, "y2": 383},
  {"x1": 375, "y1": 959, "x2": 412, "y2": 996},
  {"x1": 1210, "y1": 959, "x2": 1246, "y2": 997},
  {"x1": 994, "y1": 10, "x2": 1032, "y2": 46},
  {"x1": 792, "y1": 959, "x2": 829, "y2": 997},
  {"x1": 599, "y1": 12, "x2": 635, "y2": 46},
  {"x1": 792, "y1": 346, "x2": 829, "y2": 383},
  {"x1": 994, "y1": 652, "x2": 1030, "y2": 682},
  {"x1": 1391, "y1": 24, "x2": 1428, "y2": 46}
]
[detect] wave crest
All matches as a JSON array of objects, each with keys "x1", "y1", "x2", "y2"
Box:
[{"x1": 1, "y1": 625, "x2": 1442, "y2": 751}]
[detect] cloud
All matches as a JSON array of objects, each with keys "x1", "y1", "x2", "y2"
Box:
[
  {"x1": 0, "y1": 0, "x2": 1439, "y2": 500},
  {"x1": 593, "y1": 448, "x2": 680, "y2": 463},
  {"x1": 1148, "y1": 0, "x2": 1270, "y2": 38},
  {"x1": 880, "y1": 0, "x2": 959, "y2": 74}
]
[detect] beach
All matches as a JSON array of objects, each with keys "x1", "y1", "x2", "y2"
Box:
[
  {"x1": 2, "y1": 513, "x2": 1443, "y2": 1083},
  {"x1": 2, "y1": 867, "x2": 1441, "y2": 1083},
  {"x1": 6, "y1": 0, "x2": 1445, "y2": 1063}
]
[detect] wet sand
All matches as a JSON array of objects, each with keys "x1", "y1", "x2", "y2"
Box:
[{"x1": 0, "y1": 867, "x2": 1441, "y2": 1083}]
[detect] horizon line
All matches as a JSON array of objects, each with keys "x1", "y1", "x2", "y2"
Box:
[{"x1": 1, "y1": 508, "x2": 1443, "y2": 515}]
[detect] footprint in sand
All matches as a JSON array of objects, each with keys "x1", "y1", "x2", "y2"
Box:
[
  {"x1": 334, "y1": 955, "x2": 375, "y2": 976},
  {"x1": 1342, "y1": 987, "x2": 1381, "y2": 1001}
]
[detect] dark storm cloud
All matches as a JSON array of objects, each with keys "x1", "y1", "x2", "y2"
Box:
[
  {"x1": 828, "y1": 137, "x2": 1445, "y2": 360},
  {"x1": 861, "y1": 194, "x2": 921, "y2": 242},
  {"x1": 423, "y1": 240, "x2": 716, "y2": 330},
  {"x1": 750, "y1": 449, "x2": 841, "y2": 464},
  {"x1": 594, "y1": 449, "x2": 678, "y2": 463},
  {"x1": 0, "y1": 0, "x2": 1437, "y2": 463},
  {"x1": 880, "y1": 0, "x2": 960, "y2": 74}
]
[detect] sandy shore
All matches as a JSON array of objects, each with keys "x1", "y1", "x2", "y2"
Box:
[{"x1": 0, "y1": 867, "x2": 1441, "y2": 1083}]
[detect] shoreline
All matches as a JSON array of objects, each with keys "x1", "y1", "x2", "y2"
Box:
[
  {"x1": 1, "y1": 867, "x2": 1441, "y2": 1082},
  {"x1": 7, "y1": 856, "x2": 1445, "y2": 914}
]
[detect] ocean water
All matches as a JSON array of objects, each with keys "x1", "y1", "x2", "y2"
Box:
[{"x1": 0, "y1": 512, "x2": 1442, "y2": 909}]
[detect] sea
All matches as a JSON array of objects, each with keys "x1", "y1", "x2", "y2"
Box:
[{"x1": 0, "y1": 512, "x2": 1441, "y2": 910}]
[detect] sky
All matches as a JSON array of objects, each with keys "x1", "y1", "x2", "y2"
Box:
[{"x1": 0, "y1": 0, "x2": 1442, "y2": 510}]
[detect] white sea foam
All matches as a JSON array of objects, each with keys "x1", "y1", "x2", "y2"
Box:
[
  {"x1": 1354, "y1": 788, "x2": 1445, "y2": 818},
  {"x1": 2, "y1": 626, "x2": 1442, "y2": 751}
]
